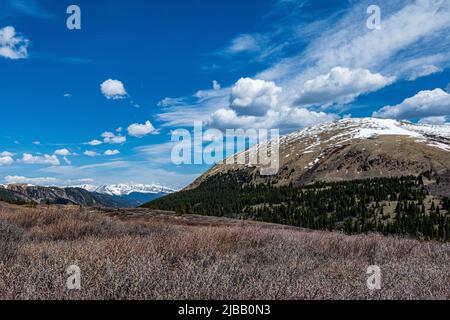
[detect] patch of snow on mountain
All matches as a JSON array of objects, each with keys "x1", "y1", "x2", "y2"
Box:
[
  {"x1": 76, "y1": 184, "x2": 177, "y2": 196},
  {"x1": 283, "y1": 118, "x2": 450, "y2": 152}
]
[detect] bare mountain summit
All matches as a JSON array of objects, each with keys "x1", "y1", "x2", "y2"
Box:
[{"x1": 189, "y1": 118, "x2": 450, "y2": 190}]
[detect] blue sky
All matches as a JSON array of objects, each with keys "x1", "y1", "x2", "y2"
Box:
[{"x1": 0, "y1": 0, "x2": 450, "y2": 188}]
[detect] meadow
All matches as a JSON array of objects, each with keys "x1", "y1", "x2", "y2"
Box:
[{"x1": 0, "y1": 203, "x2": 449, "y2": 300}]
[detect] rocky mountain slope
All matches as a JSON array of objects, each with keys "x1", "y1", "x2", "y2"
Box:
[
  {"x1": 0, "y1": 184, "x2": 126, "y2": 207},
  {"x1": 188, "y1": 118, "x2": 450, "y2": 191},
  {"x1": 145, "y1": 118, "x2": 450, "y2": 240}
]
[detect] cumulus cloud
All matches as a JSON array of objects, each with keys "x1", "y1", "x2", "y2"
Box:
[
  {"x1": 0, "y1": 151, "x2": 14, "y2": 157},
  {"x1": 127, "y1": 120, "x2": 156, "y2": 138},
  {"x1": 104, "y1": 149, "x2": 120, "y2": 156},
  {"x1": 87, "y1": 139, "x2": 102, "y2": 146},
  {"x1": 100, "y1": 79, "x2": 127, "y2": 100},
  {"x1": 207, "y1": 76, "x2": 339, "y2": 131},
  {"x1": 0, "y1": 156, "x2": 14, "y2": 166},
  {"x1": 101, "y1": 131, "x2": 126, "y2": 144},
  {"x1": 54, "y1": 148, "x2": 71, "y2": 156},
  {"x1": 83, "y1": 151, "x2": 100, "y2": 157},
  {"x1": 230, "y1": 78, "x2": 282, "y2": 116},
  {"x1": 373, "y1": 88, "x2": 450, "y2": 119},
  {"x1": 20, "y1": 153, "x2": 60, "y2": 166},
  {"x1": 210, "y1": 106, "x2": 338, "y2": 131},
  {"x1": 4, "y1": 175, "x2": 60, "y2": 185},
  {"x1": 418, "y1": 116, "x2": 448, "y2": 125},
  {"x1": 0, "y1": 26, "x2": 29, "y2": 59},
  {"x1": 213, "y1": 80, "x2": 221, "y2": 91},
  {"x1": 296, "y1": 67, "x2": 395, "y2": 107}
]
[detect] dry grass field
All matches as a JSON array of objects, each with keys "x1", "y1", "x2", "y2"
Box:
[{"x1": 0, "y1": 202, "x2": 449, "y2": 300}]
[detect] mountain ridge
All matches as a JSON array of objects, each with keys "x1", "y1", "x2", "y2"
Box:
[
  {"x1": 187, "y1": 118, "x2": 450, "y2": 190},
  {"x1": 0, "y1": 184, "x2": 126, "y2": 207},
  {"x1": 76, "y1": 183, "x2": 177, "y2": 196},
  {"x1": 144, "y1": 118, "x2": 450, "y2": 240}
]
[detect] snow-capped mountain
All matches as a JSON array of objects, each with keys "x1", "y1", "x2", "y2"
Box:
[
  {"x1": 77, "y1": 184, "x2": 177, "y2": 196},
  {"x1": 188, "y1": 118, "x2": 450, "y2": 189}
]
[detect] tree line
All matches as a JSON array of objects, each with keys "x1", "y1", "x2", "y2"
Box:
[{"x1": 143, "y1": 171, "x2": 450, "y2": 241}]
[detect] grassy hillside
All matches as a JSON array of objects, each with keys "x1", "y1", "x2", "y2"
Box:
[
  {"x1": 144, "y1": 172, "x2": 450, "y2": 241},
  {"x1": 0, "y1": 203, "x2": 449, "y2": 299}
]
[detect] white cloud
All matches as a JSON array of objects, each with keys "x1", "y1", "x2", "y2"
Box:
[
  {"x1": 157, "y1": 77, "x2": 337, "y2": 132},
  {"x1": 87, "y1": 139, "x2": 103, "y2": 146},
  {"x1": 407, "y1": 64, "x2": 442, "y2": 81},
  {"x1": 4, "y1": 175, "x2": 60, "y2": 186},
  {"x1": 54, "y1": 148, "x2": 71, "y2": 156},
  {"x1": 104, "y1": 149, "x2": 120, "y2": 156},
  {"x1": 256, "y1": 0, "x2": 450, "y2": 107},
  {"x1": 0, "y1": 151, "x2": 14, "y2": 157},
  {"x1": 116, "y1": 127, "x2": 122, "y2": 133},
  {"x1": 33, "y1": 141, "x2": 40, "y2": 145},
  {"x1": 230, "y1": 78, "x2": 282, "y2": 116},
  {"x1": 20, "y1": 153, "x2": 60, "y2": 166},
  {"x1": 213, "y1": 80, "x2": 221, "y2": 91},
  {"x1": 313, "y1": 1, "x2": 450, "y2": 73},
  {"x1": 296, "y1": 67, "x2": 395, "y2": 107},
  {"x1": 157, "y1": 1, "x2": 450, "y2": 134},
  {"x1": 101, "y1": 131, "x2": 126, "y2": 144},
  {"x1": 100, "y1": 79, "x2": 127, "y2": 100},
  {"x1": 63, "y1": 93, "x2": 72, "y2": 98},
  {"x1": 83, "y1": 151, "x2": 100, "y2": 157},
  {"x1": 0, "y1": 156, "x2": 14, "y2": 166},
  {"x1": 127, "y1": 120, "x2": 156, "y2": 138},
  {"x1": 418, "y1": 116, "x2": 448, "y2": 125},
  {"x1": 63, "y1": 156, "x2": 72, "y2": 165},
  {"x1": 210, "y1": 106, "x2": 338, "y2": 131},
  {"x1": 208, "y1": 76, "x2": 338, "y2": 131},
  {"x1": 225, "y1": 34, "x2": 262, "y2": 54},
  {"x1": 157, "y1": 97, "x2": 186, "y2": 108},
  {"x1": 0, "y1": 26, "x2": 29, "y2": 60},
  {"x1": 373, "y1": 88, "x2": 450, "y2": 119}
]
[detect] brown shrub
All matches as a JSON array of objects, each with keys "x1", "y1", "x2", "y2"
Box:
[
  {"x1": 0, "y1": 205, "x2": 449, "y2": 300},
  {"x1": 0, "y1": 220, "x2": 25, "y2": 263}
]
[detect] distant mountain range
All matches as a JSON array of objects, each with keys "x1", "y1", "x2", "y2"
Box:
[
  {"x1": 76, "y1": 184, "x2": 177, "y2": 196},
  {"x1": 0, "y1": 183, "x2": 176, "y2": 208},
  {"x1": 0, "y1": 184, "x2": 125, "y2": 207},
  {"x1": 76, "y1": 184, "x2": 177, "y2": 207}
]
